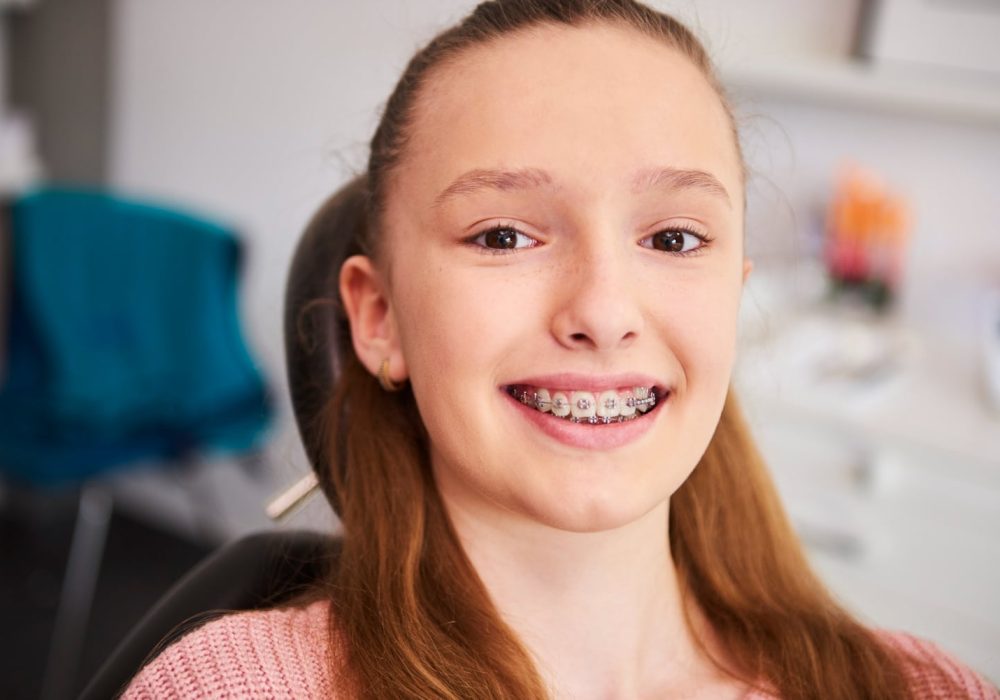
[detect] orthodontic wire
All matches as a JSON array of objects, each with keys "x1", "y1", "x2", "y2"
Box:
[{"x1": 511, "y1": 386, "x2": 656, "y2": 418}]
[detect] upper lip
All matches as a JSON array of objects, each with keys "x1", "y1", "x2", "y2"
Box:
[{"x1": 504, "y1": 372, "x2": 667, "y2": 393}]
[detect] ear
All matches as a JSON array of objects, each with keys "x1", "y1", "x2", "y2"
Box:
[
  {"x1": 742, "y1": 258, "x2": 754, "y2": 284},
  {"x1": 339, "y1": 254, "x2": 407, "y2": 384}
]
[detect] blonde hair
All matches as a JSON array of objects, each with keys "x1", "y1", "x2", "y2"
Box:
[{"x1": 298, "y1": 1, "x2": 936, "y2": 697}]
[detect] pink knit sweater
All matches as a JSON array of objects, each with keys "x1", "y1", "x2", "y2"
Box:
[{"x1": 121, "y1": 600, "x2": 998, "y2": 699}]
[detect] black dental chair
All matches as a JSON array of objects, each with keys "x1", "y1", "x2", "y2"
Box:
[{"x1": 78, "y1": 178, "x2": 367, "y2": 700}]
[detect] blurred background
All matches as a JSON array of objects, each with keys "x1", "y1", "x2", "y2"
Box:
[{"x1": 1, "y1": 0, "x2": 997, "y2": 697}]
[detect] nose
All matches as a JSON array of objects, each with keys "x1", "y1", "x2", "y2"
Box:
[{"x1": 549, "y1": 236, "x2": 644, "y2": 352}]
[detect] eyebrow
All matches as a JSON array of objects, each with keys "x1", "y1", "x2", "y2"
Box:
[
  {"x1": 631, "y1": 166, "x2": 731, "y2": 207},
  {"x1": 433, "y1": 167, "x2": 554, "y2": 207},
  {"x1": 432, "y1": 165, "x2": 730, "y2": 208}
]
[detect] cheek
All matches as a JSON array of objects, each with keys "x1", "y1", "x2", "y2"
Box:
[
  {"x1": 390, "y1": 264, "x2": 539, "y2": 500},
  {"x1": 661, "y1": 269, "x2": 743, "y2": 393},
  {"x1": 393, "y1": 275, "x2": 482, "y2": 471},
  {"x1": 390, "y1": 259, "x2": 540, "y2": 468},
  {"x1": 395, "y1": 271, "x2": 513, "y2": 374},
  {"x1": 393, "y1": 250, "x2": 543, "y2": 373}
]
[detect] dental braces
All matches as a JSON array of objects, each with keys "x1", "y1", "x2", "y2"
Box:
[{"x1": 508, "y1": 386, "x2": 656, "y2": 424}]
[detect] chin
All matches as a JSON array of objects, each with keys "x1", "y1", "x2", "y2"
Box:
[{"x1": 520, "y1": 485, "x2": 668, "y2": 534}]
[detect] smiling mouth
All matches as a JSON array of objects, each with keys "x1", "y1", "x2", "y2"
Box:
[{"x1": 504, "y1": 384, "x2": 665, "y2": 424}]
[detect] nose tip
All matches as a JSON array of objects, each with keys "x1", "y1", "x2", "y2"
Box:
[{"x1": 550, "y1": 253, "x2": 643, "y2": 352}]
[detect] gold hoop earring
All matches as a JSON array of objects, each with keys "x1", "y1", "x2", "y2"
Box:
[{"x1": 378, "y1": 358, "x2": 403, "y2": 392}]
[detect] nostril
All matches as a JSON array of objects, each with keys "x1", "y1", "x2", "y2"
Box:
[{"x1": 570, "y1": 332, "x2": 589, "y2": 342}]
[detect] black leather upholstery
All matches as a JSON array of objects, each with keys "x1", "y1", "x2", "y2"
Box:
[
  {"x1": 283, "y1": 176, "x2": 366, "y2": 508},
  {"x1": 78, "y1": 530, "x2": 338, "y2": 700}
]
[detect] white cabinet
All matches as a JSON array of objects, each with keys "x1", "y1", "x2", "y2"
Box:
[{"x1": 737, "y1": 309, "x2": 1000, "y2": 683}]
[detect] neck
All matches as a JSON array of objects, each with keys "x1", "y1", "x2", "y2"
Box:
[{"x1": 444, "y1": 496, "x2": 731, "y2": 699}]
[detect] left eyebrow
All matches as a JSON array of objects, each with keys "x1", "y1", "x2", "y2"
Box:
[
  {"x1": 433, "y1": 167, "x2": 555, "y2": 208},
  {"x1": 631, "y1": 166, "x2": 731, "y2": 208}
]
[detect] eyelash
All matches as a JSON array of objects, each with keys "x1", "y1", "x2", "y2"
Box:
[{"x1": 464, "y1": 223, "x2": 713, "y2": 256}]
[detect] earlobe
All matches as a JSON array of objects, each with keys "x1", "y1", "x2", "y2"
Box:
[{"x1": 339, "y1": 255, "x2": 407, "y2": 382}]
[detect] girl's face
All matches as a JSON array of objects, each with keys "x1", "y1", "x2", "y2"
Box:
[{"x1": 375, "y1": 23, "x2": 748, "y2": 533}]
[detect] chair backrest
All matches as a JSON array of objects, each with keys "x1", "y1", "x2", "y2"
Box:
[
  {"x1": 283, "y1": 176, "x2": 366, "y2": 509},
  {"x1": 79, "y1": 529, "x2": 338, "y2": 700}
]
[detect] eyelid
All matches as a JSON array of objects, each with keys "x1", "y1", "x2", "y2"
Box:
[{"x1": 643, "y1": 218, "x2": 709, "y2": 237}]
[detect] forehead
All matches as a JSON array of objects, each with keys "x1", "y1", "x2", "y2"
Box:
[{"x1": 395, "y1": 22, "x2": 742, "y2": 203}]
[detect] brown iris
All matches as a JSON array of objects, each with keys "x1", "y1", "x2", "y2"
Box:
[
  {"x1": 484, "y1": 227, "x2": 518, "y2": 249},
  {"x1": 651, "y1": 230, "x2": 686, "y2": 252}
]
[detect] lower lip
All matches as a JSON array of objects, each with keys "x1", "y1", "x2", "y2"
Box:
[{"x1": 501, "y1": 389, "x2": 664, "y2": 450}]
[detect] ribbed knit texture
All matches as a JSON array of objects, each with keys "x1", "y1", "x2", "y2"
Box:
[
  {"x1": 122, "y1": 600, "x2": 998, "y2": 699},
  {"x1": 120, "y1": 601, "x2": 335, "y2": 699},
  {"x1": 883, "y1": 632, "x2": 1000, "y2": 700}
]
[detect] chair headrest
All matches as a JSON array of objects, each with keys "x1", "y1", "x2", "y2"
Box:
[{"x1": 283, "y1": 176, "x2": 366, "y2": 502}]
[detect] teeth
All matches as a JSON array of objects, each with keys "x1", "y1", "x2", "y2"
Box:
[
  {"x1": 619, "y1": 391, "x2": 636, "y2": 417},
  {"x1": 551, "y1": 391, "x2": 571, "y2": 417},
  {"x1": 634, "y1": 386, "x2": 652, "y2": 413},
  {"x1": 510, "y1": 385, "x2": 659, "y2": 423},
  {"x1": 535, "y1": 388, "x2": 551, "y2": 413},
  {"x1": 596, "y1": 390, "x2": 621, "y2": 419},
  {"x1": 570, "y1": 391, "x2": 597, "y2": 420}
]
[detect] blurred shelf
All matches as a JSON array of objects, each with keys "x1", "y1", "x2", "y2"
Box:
[
  {"x1": 722, "y1": 57, "x2": 1000, "y2": 128},
  {"x1": 735, "y1": 309, "x2": 1000, "y2": 486}
]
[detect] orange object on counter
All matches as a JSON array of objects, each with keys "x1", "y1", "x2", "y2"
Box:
[{"x1": 825, "y1": 163, "x2": 911, "y2": 300}]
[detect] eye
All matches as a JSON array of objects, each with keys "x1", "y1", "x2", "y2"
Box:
[
  {"x1": 469, "y1": 225, "x2": 538, "y2": 253},
  {"x1": 641, "y1": 227, "x2": 710, "y2": 255}
]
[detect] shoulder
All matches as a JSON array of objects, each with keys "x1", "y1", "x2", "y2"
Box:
[
  {"x1": 120, "y1": 599, "x2": 338, "y2": 700},
  {"x1": 875, "y1": 630, "x2": 999, "y2": 699},
  {"x1": 739, "y1": 631, "x2": 997, "y2": 700}
]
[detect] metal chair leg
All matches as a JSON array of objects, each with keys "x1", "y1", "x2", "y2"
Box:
[{"x1": 40, "y1": 483, "x2": 113, "y2": 700}]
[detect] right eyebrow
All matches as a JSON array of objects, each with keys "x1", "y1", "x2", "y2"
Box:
[{"x1": 433, "y1": 167, "x2": 555, "y2": 208}]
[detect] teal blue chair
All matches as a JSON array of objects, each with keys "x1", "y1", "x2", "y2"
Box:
[{"x1": 0, "y1": 188, "x2": 272, "y2": 700}]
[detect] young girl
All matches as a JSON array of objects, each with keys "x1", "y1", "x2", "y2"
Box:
[{"x1": 123, "y1": 1, "x2": 998, "y2": 698}]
